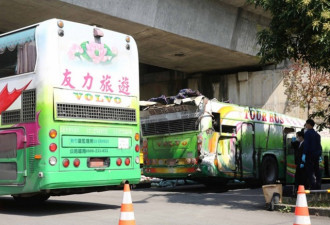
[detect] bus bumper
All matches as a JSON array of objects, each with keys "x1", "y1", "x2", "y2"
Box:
[{"x1": 39, "y1": 169, "x2": 140, "y2": 190}]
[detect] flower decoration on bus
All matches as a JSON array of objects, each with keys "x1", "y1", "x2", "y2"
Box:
[
  {"x1": 68, "y1": 41, "x2": 118, "y2": 64},
  {"x1": 68, "y1": 44, "x2": 83, "y2": 60}
]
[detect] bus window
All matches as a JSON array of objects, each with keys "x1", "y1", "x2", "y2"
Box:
[
  {"x1": 212, "y1": 112, "x2": 220, "y2": 132},
  {"x1": 0, "y1": 28, "x2": 36, "y2": 78},
  {"x1": 255, "y1": 123, "x2": 269, "y2": 150},
  {"x1": 284, "y1": 128, "x2": 297, "y2": 155},
  {"x1": 286, "y1": 134, "x2": 296, "y2": 155},
  {"x1": 283, "y1": 127, "x2": 295, "y2": 135},
  {"x1": 0, "y1": 133, "x2": 16, "y2": 159},
  {"x1": 222, "y1": 125, "x2": 236, "y2": 134},
  {"x1": 268, "y1": 125, "x2": 283, "y2": 149},
  {"x1": 0, "y1": 133, "x2": 17, "y2": 181}
]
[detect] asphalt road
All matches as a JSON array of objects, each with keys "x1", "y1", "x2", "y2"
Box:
[{"x1": 0, "y1": 184, "x2": 329, "y2": 225}]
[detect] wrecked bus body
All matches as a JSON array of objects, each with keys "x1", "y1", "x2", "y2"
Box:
[{"x1": 140, "y1": 92, "x2": 330, "y2": 185}]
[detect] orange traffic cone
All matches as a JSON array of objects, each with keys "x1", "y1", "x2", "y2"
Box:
[
  {"x1": 119, "y1": 183, "x2": 136, "y2": 225},
  {"x1": 293, "y1": 185, "x2": 311, "y2": 225}
]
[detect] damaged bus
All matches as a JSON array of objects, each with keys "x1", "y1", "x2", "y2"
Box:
[
  {"x1": 0, "y1": 19, "x2": 140, "y2": 202},
  {"x1": 141, "y1": 93, "x2": 330, "y2": 185}
]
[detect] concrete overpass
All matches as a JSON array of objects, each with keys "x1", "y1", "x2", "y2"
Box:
[
  {"x1": 0, "y1": 0, "x2": 270, "y2": 73},
  {"x1": 2, "y1": 0, "x2": 303, "y2": 118}
]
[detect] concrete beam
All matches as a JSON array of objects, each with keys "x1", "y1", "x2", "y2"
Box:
[
  {"x1": 60, "y1": 0, "x2": 270, "y2": 56},
  {"x1": 0, "y1": 0, "x2": 270, "y2": 73}
]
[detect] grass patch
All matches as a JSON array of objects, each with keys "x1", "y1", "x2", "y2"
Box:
[{"x1": 282, "y1": 193, "x2": 330, "y2": 208}]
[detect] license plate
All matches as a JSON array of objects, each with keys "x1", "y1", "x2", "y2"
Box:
[
  {"x1": 118, "y1": 138, "x2": 129, "y2": 149},
  {"x1": 89, "y1": 158, "x2": 105, "y2": 168}
]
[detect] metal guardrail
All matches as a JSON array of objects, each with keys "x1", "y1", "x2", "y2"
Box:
[{"x1": 305, "y1": 189, "x2": 330, "y2": 194}]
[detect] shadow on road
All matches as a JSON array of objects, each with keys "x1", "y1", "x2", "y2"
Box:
[
  {"x1": 134, "y1": 184, "x2": 266, "y2": 211},
  {"x1": 0, "y1": 196, "x2": 120, "y2": 216}
]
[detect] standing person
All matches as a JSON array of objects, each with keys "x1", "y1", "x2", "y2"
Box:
[
  {"x1": 302, "y1": 119, "x2": 322, "y2": 190},
  {"x1": 294, "y1": 131, "x2": 307, "y2": 192}
]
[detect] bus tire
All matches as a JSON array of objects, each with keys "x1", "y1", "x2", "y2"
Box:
[
  {"x1": 13, "y1": 193, "x2": 50, "y2": 204},
  {"x1": 261, "y1": 155, "x2": 278, "y2": 184}
]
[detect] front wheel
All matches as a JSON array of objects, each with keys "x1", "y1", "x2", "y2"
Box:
[{"x1": 261, "y1": 155, "x2": 278, "y2": 184}]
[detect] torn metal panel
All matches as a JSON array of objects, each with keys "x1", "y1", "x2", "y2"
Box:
[
  {"x1": 140, "y1": 105, "x2": 202, "y2": 136},
  {"x1": 139, "y1": 100, "x2": 157, "y2": 107},
  {"x1": 140, "y1": 90, "x2": 209, "y2": 136}
]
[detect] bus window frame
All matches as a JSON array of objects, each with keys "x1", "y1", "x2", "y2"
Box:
[{"x1": 0, "y1": 27, "x2": 37, "y2": 79}]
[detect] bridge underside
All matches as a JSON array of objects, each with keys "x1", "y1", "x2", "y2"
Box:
[{"x1": 0, "y1": 0, "x2": 270, "y2": 73}]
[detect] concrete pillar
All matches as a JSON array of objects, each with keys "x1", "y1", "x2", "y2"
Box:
[
  {"x1": 213, "y1": 83, "x2": 220, "y2": 100},
  {"x1": 227, "y1": 74, "x2": 238, "y2": 104},
  {"x1": 188, "y1": 78, "x2": 200, "y2": 91},
  {"x1": 238, "y1": 72, "x2": 249, "y2": 105}
]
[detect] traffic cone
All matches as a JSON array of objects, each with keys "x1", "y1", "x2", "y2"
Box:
[
  {"x1": 119, "y1": 183, "x2": 136, "y2": 225},
  {"x1": 293, "y1": 185, "x2": 311, "y2": 225}
]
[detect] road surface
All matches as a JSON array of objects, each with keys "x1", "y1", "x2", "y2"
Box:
[{"x1": 0, "y1": 185, "x2": 328, "y2": 225}]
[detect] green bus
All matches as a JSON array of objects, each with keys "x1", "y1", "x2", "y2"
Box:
[
  {"x1": 141, "y1": 96, "x2": 330, "y2": 185},
  {"x1": 0, "y1": 19, "x2": 140, "y2": 202}
]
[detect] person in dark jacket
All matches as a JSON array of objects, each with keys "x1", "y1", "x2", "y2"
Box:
[
  {"x1": 302, "y1": 119, "x2": 322, "y2": 190},
  {"x1": 294, "y1": 131, "x2": 307, "y2": 192}
]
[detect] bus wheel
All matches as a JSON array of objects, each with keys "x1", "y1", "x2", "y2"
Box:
[
  {"x1": 12, "y1": 193, "x2": 50, "y2": 204},
  {"x1": 261, "y1": 156, "x2": 278, "y2": 184}
]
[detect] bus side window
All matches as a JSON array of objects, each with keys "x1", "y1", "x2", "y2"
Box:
[
  {"x1": 0, "y1": 48, "x2": 17, "y2": 78},
  {"x1": 0, "y1": 28, "x2": 37, "y2": 79},
  {"x1": 222, "y1": 125, "x2": 236, "y2": 134},
  {"x1": 287, "y1": 137, "x2": 295, "y2": 154},
  {"x1": 212, "y1": 112, "x2": 220, "y2": 132},
  {"x1": 283, "y1": 127, "x2": 295, "y2": 155}
]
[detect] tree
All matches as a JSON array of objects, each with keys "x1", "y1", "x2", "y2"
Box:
[
  {"x1": 310, "y1": 86, "x2": 330, "y2": 130},
  {"x1": 248, "y1": 0, "x2": 330, "y2": 130},
  {"x1": 283, "y1": 60, "x2": 329, "y2": 124},
  {"x1": 247, "y1": 0, "x2": 330, "y2": 72}
]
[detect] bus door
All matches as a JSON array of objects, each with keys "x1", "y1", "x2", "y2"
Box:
[
  {"x1": 239, "y1": 123, "x2": 256, "y2": 179},
  {"x1": 283, "y1": 128, "x2": 296, "y2": 184},
  {"x1": 217, "y1": 134, "x2": 238, "y2": 176},
  {"x1": 214, "y1": 115, "x2": 238, "y2": 177},
  {"x1": 0, "y1": 127, "x2": 26, "y2": 186}
]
